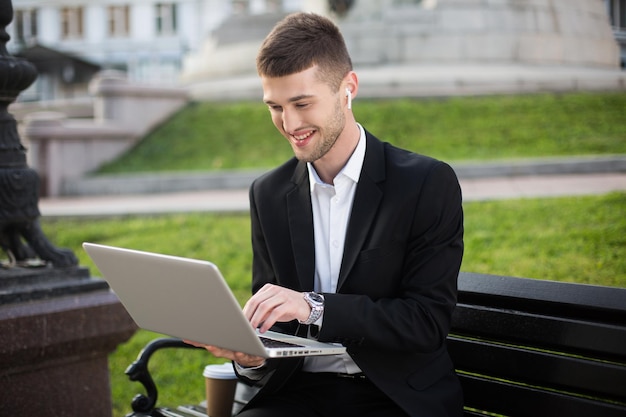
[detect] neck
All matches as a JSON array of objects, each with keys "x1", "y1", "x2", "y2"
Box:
[{"x1": 313, "y1": 121, "x2": 360, "y2": 184}]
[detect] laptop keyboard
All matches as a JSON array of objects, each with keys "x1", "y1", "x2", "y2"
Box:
[{"x1": 259, "y1": 336, "x2": 305, "y2": 349}]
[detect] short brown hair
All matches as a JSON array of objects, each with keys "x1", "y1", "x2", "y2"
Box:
[{"x1": 256, "y1": 12, "x2": 353, "y2": 91}]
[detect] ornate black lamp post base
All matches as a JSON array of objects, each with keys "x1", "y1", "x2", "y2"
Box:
[{"x1": 0, "y1": 0, "x2": 78, "y2": 270}]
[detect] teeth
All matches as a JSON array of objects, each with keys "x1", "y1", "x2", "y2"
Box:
[{"x1": 294, "y1": 131, "x2": 313, "y2": 141}]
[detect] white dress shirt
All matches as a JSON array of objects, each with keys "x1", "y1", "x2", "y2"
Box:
[{"x1": 302, "y1": 123, "x2": 366, "y2": 374}]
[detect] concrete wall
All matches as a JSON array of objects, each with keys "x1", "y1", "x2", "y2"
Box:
[{"x1": 341, "y1": 0, "x2": 620, "y2": 68}]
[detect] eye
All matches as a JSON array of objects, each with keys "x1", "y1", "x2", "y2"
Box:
[{"x1": 268, "y1": 105, "x2": 282, "y2": 112}]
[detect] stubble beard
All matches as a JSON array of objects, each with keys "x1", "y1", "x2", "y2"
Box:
[{"x1": 297, "y1": 98, "x2": 346, "y2": 163}]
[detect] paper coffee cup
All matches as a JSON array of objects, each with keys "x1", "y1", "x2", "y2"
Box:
[{"x1": 203, "y1": 363, "x2": 238, "y2": 417}]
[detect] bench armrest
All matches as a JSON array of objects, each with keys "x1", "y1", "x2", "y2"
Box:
[{"x1": 125, "y1": 338, "x2": 204, "y2": 416}]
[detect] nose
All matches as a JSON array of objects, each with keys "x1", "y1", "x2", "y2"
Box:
[{"x1": 281, "y1": 108, "x2": 299, "y2": 134}]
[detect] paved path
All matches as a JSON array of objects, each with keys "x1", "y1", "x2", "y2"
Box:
[{"x1": 39, "y1": 173, "x2": 626, "y2": 218}]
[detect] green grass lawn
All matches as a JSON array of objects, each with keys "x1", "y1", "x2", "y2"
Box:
[
  {"x1": 41, "y1": 192, "x2": 626, "y2": 416},
  {"x1": 95, "y1": 92, "x2": 626, "y2": 174}
]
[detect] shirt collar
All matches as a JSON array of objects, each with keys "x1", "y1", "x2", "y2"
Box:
[{"x1": 308, "y1": 123, "x2": 366, "y2": 192}]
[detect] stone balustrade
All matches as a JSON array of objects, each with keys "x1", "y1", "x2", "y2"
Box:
[{"x1": 22, "y1": 70, "x2": 189, "y2": 197}]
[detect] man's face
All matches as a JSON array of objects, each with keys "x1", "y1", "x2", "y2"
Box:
[{"x1": 262, "y1": 66, "x2": 345, "y2": 163}]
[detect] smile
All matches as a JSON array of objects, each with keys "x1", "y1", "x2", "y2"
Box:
[{"x1": 292, "y1": 130, "x2": 315, "y2": 141}]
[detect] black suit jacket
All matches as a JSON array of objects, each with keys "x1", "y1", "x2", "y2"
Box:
[{"x1": 243, "y1": 130, "x2": 464, "y2": 416}]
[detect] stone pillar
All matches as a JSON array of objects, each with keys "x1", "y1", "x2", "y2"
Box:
[
  {"x1": 0, "y1": 1, "x2": 138, "y2": 415},
  {"x1": 0, "y1": 269, "x2": 138, "y2": 416}
]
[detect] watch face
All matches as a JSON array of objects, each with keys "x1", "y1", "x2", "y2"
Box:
[{"x1": 308, "y1": 293, "x2": 324, "y2": 304}]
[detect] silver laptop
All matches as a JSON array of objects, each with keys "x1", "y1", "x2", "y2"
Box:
[{"x1": 82, "y1": 242, "x2": 346, "y2": 358}]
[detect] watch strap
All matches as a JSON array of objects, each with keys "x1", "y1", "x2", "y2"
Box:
[{"x1": 300, "y1": 292, "x2": 324, "y2": 325}]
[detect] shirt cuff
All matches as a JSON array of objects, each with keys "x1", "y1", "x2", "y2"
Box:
[{"x1": 234, "y1": 361, "x2": 267, "y2": 381}]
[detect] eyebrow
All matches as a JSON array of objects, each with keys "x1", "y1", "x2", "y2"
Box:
[{"x1": 264, "y1": 94, "x2": 315, "y2": 105}]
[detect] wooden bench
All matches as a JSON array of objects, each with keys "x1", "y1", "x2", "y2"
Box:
[{"x1": 124, "y1": 272, "x2": 626, "y2": 417}]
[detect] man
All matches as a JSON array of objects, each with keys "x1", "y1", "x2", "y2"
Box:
[{"x1": 198, "y1": 12, "x2": 464, "y2": 417}]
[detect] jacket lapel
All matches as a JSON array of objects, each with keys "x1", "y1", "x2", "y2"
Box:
[
  {"x1": 287, "y1": 161, "x2": 316, "y2": 291},
  {"x1": 337, "y1": 133, "x2": 386, "y2": 291}
]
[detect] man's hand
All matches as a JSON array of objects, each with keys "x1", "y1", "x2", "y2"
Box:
[
  {"x1": 184, "y1": 284, "x2": 310, "y2": 367},
  {"x1": 243, "y1": 283, "x2": 311, "y2": 333},
  {"x1": 184, "y1": 340, "x2": 266, "y2": 368}
]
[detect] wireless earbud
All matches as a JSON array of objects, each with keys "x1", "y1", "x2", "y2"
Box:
[{"x1": 346, "y1": 88, "x2": 352, "y2": 110}]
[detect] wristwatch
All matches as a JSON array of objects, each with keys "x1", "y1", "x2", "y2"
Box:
[{"x1": 300, "y1": 292, "x2": 324, "y2": 325}]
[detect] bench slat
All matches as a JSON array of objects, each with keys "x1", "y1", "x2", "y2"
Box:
[
  {"x1": 457, "y1": 273, "x2": 626, "y2": 325},
  {"x1": 448, "y1": 335, "x2": 626, "y2": 402},
  {"x1": 458, "y1": 373, "x2": 626, "y2": 417},
  {"x1": 452, "y1": 303, "x2": 626, "y2": 361}
]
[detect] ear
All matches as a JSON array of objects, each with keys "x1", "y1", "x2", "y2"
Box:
[{"x1": 343, "y1": 71, "x2": 358, "y2": 102}]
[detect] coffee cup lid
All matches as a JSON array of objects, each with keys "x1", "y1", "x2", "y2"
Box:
[{"x1": 203, "y1": 363, "x2": 237, "y2": 379}]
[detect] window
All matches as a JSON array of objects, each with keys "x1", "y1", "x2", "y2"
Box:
[
  {"x1": 156, "y1": 3, "x2": 177, "y2": 36},
  {"x1": 14, "y1": 8, "x2": 38, "y2": 45},
  {"x1": 609, "y1": 0, "x2": 626, "y2": 30},
  {"x1": 108, "y1": 5, "x2": 130, "y2": 37},
  {"x1": 61, "y1": 7, "x2": 84, "y2": 39}
]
